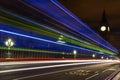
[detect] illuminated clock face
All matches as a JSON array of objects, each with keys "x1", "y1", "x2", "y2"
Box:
[{"x1": 100, "y1": 26, "x2": 106, "y2": 31}]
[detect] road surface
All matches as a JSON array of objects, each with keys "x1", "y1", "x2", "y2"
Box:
[{"x1": 0, "y1": 60, "x2": 119, "y2": 80}]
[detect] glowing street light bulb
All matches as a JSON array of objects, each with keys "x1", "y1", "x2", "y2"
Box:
[
  {"x1": 73, "y1": 50, "x2": 77, "y2": 59},
  {"x1": 5, "y1": 38, "x2": 14, "y2": 48},
  {"x1": 5, "y1": 41, "x2": 9, "y2": 46},
  {"x1": 101, "y1": 56, "x2": 104, "y2": 59},
  {"x1": 100, "y1": 26, "x2": 106, "y2": 31},
  {"x1": 92, "y1": 54, "x2": 96, "y2": 58},
  {"x1": 8, "y1": 38, "x2": 12, "y2": 43},
  {"x1": 73, "y1": 50, "x2": 77, "y2": 55},
  {"x1": 10, "y1": 41, "x2": 14, "y2": 46}
]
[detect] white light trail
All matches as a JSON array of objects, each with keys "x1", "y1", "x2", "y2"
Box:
[{"x1": 0, "y1": 60, "x2": 119, "y2": 74}]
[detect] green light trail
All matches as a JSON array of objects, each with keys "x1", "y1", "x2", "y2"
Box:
[{"x1": 0, "y1": 47, "x2": 88, "y2": 56}]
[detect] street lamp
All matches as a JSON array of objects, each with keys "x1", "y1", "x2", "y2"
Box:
[
  {"x1": 101, "y1": 56, "x2": 104, "y2": 59},
  {"x1": 5, "y1": 38, "x2": 14, "y2": 58},
  {"x1": 62, "y1": 52, "x2": 64, "y2": 59},
  {"x1": 92, "y1": 54, "x2": 96, "y2": 58},
  {"x1": 73, "y1": 50, "x2": 77, "y2": 59}
]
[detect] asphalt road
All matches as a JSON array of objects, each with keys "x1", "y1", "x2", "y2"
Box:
[{"x1": 0, "y1": 62, "x2": 119, "y2": 80}]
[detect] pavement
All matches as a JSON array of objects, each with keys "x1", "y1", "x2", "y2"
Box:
[{"x1": 0, "y1": 60, "x2": 119, "y2": 80}]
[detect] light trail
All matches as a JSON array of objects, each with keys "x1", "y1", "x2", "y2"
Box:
[
  {"x1": 0, "y1": 29, "x2": 103, "y2": 54},
  {"x1": 0, "y1": 9, "x2": 117, "y2": 55},
  {"x1": 0, "y1": 60, "x2": 119, "y2": 66},
  {"x1": 0, "y1": 60, "x2": 118, "y2": 73},
  {"x1": 0, "y1": 9, "x2": 93, "y2": 46},
  {"x1": 20, "y1": 0, "x2": 118, "y2": 53}
]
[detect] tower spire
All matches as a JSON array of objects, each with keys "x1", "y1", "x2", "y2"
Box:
[{"x1": 101, "y1": 10, "x2": 108, "y2": 26}]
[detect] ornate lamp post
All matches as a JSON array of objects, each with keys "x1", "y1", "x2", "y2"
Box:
[{"x1": 5, "y1": 38, "x2": 14, "y2": 58}]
